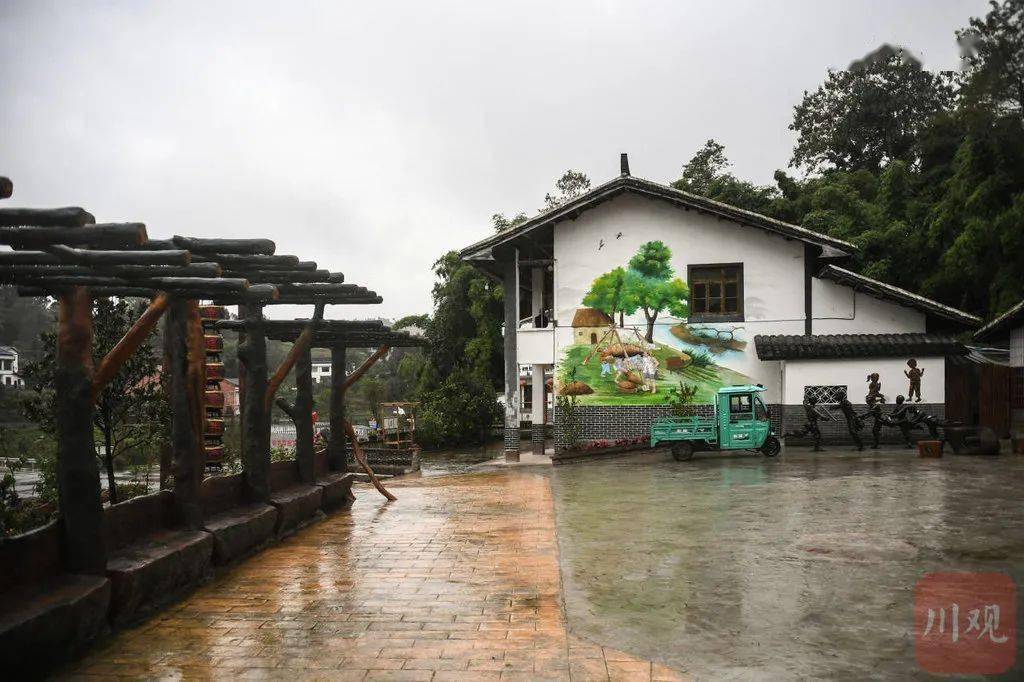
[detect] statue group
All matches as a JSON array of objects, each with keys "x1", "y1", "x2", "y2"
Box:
[{"x1": 786, "y1": 359, "x2": 943, "y2": 451}]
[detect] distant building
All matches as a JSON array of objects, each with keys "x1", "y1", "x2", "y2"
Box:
[
  {"x1": 0, "y1": 346, "x2": 24, "y2": 388},
  {"x1": 220, "y1": 378, "x2": 239, "y2": 416},
  {"x1": 312, "y1": 361, "x2": 332, "y2": 384},
  {"x1": 975, "y1": 300, "x2": 1024, "y2": 436}
]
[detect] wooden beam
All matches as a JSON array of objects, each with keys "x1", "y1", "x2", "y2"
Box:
[
  {"x1": 263, "y1": 304, "x2": 324, "y2": 412},
  {"x1": 341, "y1": 345, "x2": 390, "y2": 394},
  {"x1": 190, "y1": 254, "x2": 305, "y2": 268},
  {"x1": 0, "y1": 247, "x2": 189, "y2": 266},
  {"x1": 55, "y1": 286, "x2": 106, "y2": 575},
  {"x1": 345, "y1": 419, "x2": 396, "y2": 501},
  {"x1": 1, "y1": 223, "x2": 146, "y2": 247},
  {"x1": 222, "y1": 269, "x2": 332, "y2": 283},
  {"x1": 16, "y1": 282, "x2": 281, "y2": 302},
  {"x1": 0, "y1": 263, "x2": 220, "y2": 279},
  {"x1": 17, "y1": 275, "x2": 250, "y2": 292},
  {"x1": 92, "y1": 293, "x2": 170, "y2": 398},
  {"x1": 172, "y1": 236, "x2": 275, "y2": 255},
  {"x1": 0, "y1": 206, "x2": 94, "y2": 227}
]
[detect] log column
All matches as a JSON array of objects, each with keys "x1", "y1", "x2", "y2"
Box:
[
  {"x1": 294, "y1": 345, "x2": 315, "y2": 483},
  {"x1": 56, "y1": 286, "x2": 106, "y2": 575},
  {"x1": 328, "y1": 346, "x2": 347, "y2": 472},
  {"x1": 163, "y1": 297, "x2": 205, "y2": 529},
  {"x1": 238, "y1": 303, "x2": 270, "y2": 502}
]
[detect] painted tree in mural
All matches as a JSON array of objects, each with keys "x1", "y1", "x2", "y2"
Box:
[{"x1": 583, "y1": 241, "x2": 689, "y2": 343}]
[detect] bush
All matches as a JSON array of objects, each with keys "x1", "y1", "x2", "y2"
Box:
[{"x1": 416, "y1": 369, "x2": 500, "y2": 450}]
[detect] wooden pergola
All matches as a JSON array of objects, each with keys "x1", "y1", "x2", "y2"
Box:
[{"x1": 0, "y1": 176, "x2": 419, "y2": 574}]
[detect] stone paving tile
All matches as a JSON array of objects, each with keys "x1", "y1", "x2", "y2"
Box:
[{"x1": 57, "y1": 472, "x2": 687, "y2": 681}]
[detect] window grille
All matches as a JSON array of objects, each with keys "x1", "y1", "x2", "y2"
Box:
[{"x1": 803, "y1": 385, "x2": 848, "y2": 405}]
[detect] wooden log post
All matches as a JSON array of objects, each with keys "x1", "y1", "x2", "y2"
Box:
[
  {"x1": 328, "y1": 346, "x2": 347, "y2": 472},
  {"x1": 55, "y1": 286, "x2": 106, "y2": 575},
  {"x1": 163, "y1": 298, "x2": 205, "y2": 529},
  {"x1": 274, "y1": 344, "x2": 315, "y2": 484},
  {"x1": 238, "y1": 303, "x2": 271, "y2": 502}
]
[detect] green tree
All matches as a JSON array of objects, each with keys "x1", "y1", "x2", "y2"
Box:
[
  {"x1": 789, "y1": 46, "x2": 956, "y2": 172},
  {"x1": 672, "y1": 140, "x2": 778, "y2": 214},
  {"x1": 21, "y1": 297, "x2": 169, "y2": 504},
  {"x1": 958, "y1": 0, "x2": 1024, "y2": 118},
  {"x1": 543, "y1": 169, "x2": 591, "y2": 210},
  {"x1": 582, "y1": 266, "x2": 629, "y2": 325}
]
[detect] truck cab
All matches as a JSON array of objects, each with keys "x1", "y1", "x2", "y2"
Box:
[{"x1": 651, "y1": 384, "x2": 779, "y2": 461}]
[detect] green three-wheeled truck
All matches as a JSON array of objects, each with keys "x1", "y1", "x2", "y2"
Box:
[{"x1": 651, "y1": 384, "x2": 781, "y2": 461}]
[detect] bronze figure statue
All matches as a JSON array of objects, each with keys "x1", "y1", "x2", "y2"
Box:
[
  {"x1": 835, "y1": 390, "x2": 864, "y2": 451},
  {"x1": 865, "y1": 372, "x2": 885, "y2": 406},
  {"x1": 905, "y1": 359, "x2": 924, "y2": 403}
]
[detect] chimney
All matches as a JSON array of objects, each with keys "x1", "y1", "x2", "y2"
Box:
[{"x1": 620, "y1": 153, "x2": 630, "y2": 176}]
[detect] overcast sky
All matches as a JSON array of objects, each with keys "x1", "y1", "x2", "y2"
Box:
[{"x1": 0, "y1": 0, "x2": 987, "y2": 320}]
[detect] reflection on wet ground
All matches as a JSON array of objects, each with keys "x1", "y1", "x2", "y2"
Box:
[
  {"x1": 418, "y1": 442, "x2": 506, "y2": 476},
  {"x1": 550, "y1": 448, "x2": 1024, "y2": 679}
]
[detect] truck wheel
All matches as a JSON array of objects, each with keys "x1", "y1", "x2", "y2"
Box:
[
  {"x1": 761, "y1": 436, "x2": 780, "y2": 458},
  {"x1": 671, "y1": 442, "x2": 694, "y2": 461}
]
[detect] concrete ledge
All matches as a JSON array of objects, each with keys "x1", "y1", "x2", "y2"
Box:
[
  {"x1": 0, "y1": 574, "x2": 110, "y2": 672},
  {"x1": 553, "y1": 443, "x2": 663, "y2": 465},
  {"x1": 106, "y1": 530, "x2": 214, "y2": 627},
  {"x1": 203, "y1": 503, "x2": 278, "y2": 566},
  {"x1": 317, "y1": 472, "x2": 356, "y2": 512},
  {"x1": 269, "y1": 485, "x2": 323, "y2": 536}
]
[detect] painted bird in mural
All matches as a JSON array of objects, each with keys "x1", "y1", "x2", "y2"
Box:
[
  {"x1": 616, "y1": 232, "x2": 622, "y2": 239},
  {"x1": 598, "y1": 239, "x2": 605, "y2": 250}
]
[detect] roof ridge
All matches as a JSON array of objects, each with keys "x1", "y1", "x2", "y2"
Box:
[{"x1": 817, "y1": 264, "x2": 980, "y2": 326}]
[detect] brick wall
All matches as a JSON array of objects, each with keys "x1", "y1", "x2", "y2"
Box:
[{"x1": 552, "y1": 402, "x2": 936, "y2": 450}]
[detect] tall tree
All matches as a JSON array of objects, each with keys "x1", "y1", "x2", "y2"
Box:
[
  {"x1": 543, "y1": 169, "x2": 591, "y2": 210},
  {"x1": 789, "y1": 46, "x2": 956, "y2": 172},
  {"x1": 958, "y1": 0, "x2": 1024, "y2": 119}
]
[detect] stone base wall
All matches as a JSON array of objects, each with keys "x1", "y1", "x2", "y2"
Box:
[{"x1": 552, "y1": 403, "x2": 942, "y2": 450}]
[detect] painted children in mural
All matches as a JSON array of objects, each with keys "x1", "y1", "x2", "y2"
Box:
[
  {"x1": 786, "y1": 395, "x2": 824, "y2": 452},
  {"x1": 835, "y1": 390, "x2": 864, "y2": 451},
  {"x1": 905, "y1": 359, "x2": 924, "y2": 402},
  {"x1": 642, "y1": 354, "x2": 659, "y2": 394},
  {"x1": 600, "y1": 353, "x2": 613, "y2": 377},
  {"x1": 865, "y1": 373, "x2": 885, "y2": 406}
]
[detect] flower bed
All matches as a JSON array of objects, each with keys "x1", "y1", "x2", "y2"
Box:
[{"x1": 552, "y1": 435, "x2": 653, "y2": 464}]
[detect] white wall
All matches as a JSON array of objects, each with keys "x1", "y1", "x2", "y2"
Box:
[
  {"x1": 782, "y1": 357, "x2": 945, "y2": 404},
  {"x1": 551, "y1": 193, "x2": 810, "y2": 402},
  {"x1": 517, "y1": 328, "x2": 555, "y2": 365},
  {"x1": 812, "y1": 278, "x2": 925, "y2": 333}
]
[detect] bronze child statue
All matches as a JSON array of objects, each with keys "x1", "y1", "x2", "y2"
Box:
[
  {"x1": 865, "y1": 372, "x2": 885, "y2": 406},
  {"x1": 905, "y1": 359, "x2": 924, "y2": 402},
  {"x1": 786, "y1": 395, "x2": 824, "y2": 452},
  {"x1": 835, "y1": 390, "x2": 864, "y2": 451}
]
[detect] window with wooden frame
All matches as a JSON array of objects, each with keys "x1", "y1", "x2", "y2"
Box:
[{"x1": 688, "y1": 264, "x2": 743, "y2": 321}]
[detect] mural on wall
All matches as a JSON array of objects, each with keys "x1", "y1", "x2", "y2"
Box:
[{"x1": 557, "y1": 240, "x2": 756, "y2": 405}]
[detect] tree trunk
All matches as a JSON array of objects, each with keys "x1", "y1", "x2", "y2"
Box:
[
  {"x1": 644, "y1": 308, "x2": 656, "y2": 343},
  {"x1": 103, "y1": 418, "x2": 117, "y2": 504}
]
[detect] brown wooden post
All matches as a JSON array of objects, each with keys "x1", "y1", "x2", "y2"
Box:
[
  {"x1": 163, "y1": 298, "x2": 205, "y2": 528},
  {"x1": 293, "y1": 346, "x2": 315, "y2": 483},
  {"x1": 328, "y1": 346, "x2": 347, "y2": 472},
  {"x1": 238, "y1": 303, "x2": 270, "y2": 501},
  {"x1": 55, "y1": 286, "x2": 106, "y2": 575}
]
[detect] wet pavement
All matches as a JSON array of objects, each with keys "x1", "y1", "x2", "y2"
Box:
[
  {"x1": 551, "y1": 448, "x2": 1024, "y2": 680},
  {"x1": 60, "y1": 470, "x2": 685, "y2": 680},
  {"x1": 54, "y1": 446, "x2": 1024, "y2": 680}
]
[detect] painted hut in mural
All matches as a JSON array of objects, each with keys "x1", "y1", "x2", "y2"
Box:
[
  {"x1": 571, "y1": 307, "x2": 613, "y2": 345},
  {"x1": 458, "y1": 154, "x2": 985, "y2": 454}
]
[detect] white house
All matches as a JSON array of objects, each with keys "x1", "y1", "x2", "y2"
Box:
[
  {"x1": 311, "y1": 361, "x2": 332, "y2": 384},
  {"x1": 0, "y1": 346, "x2": 24, "y2": 388},
  {"x1": 459, "y1": 154, "x2": 981, "y2": 454}
]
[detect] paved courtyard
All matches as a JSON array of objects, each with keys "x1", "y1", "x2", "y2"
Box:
[
  {"x1": 58, "y1": 447, "x2": 1024, "y2": 680},
  {"x1": 60, "y1": 471, "x2": 684, "y2": 681}
]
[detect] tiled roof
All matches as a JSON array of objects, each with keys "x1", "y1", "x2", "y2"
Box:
[
  {"x1": 816, "y1": 265, "x2": 980, "y2": 328},
  {"x1": 459, "y1": 174, "x2": 857, "y2": 261},
  {"x1": 754, "y1": 334, "x2": 968, "y2": 361},
  {"x1": 975, "y1": 299, "x2": 1024, "y2": 342}
]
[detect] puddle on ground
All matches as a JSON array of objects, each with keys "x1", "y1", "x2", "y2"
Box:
[{"x1": 550, "y1": 449, "x2": 1024, "y2": 679}]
